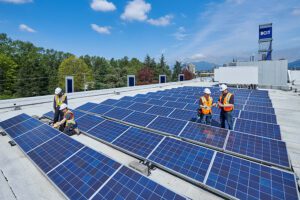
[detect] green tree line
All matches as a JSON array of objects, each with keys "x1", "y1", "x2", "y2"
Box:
[{"x1": 0, "y1": 33, "x2": 188, "y2": 99}]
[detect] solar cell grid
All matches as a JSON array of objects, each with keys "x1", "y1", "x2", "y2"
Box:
[
  {"x1": 92, "y1": 166, "x2": 187, "y2": 200},
  {"x1": 112, "y1": 127, "x2": 164, "y2": 158},
  {"x1": 225, "y1": 131, "x2": 290, "y2": 168},
  {"x1": 169, "y1": 109, "x2": 197, "y2": 121},
  {"x1": 244, "y1": 105, "x2": 275, "y2": 114},
  {"x1": 240, "y1": 111, "x2": 277, "y2": 124},
  {"x1": 146, "y1": 105, "x2": 174, "y2": 116},
  {"x1": 132, "y1": 97, "x2": 149, "y2": 103},
  {"x1": 160, "y1": 96, "x2": 179, "y2": 102},
  {"x1": 48, "y1": 147, "x2": 121, "y2": 200},
  {"x1": 147, "y1": 94, "x2": 163, "y2": 100},
  {"x1": 246, "y1": 101, "x2": 273, "y2": 107},
  {"x1": 120, "y1": 96, "x2": 135, "y2": 101},
  {"x1": 184, "y1": 103, "x2": 199, "y2": 111},
  {"x1": 71, "y1": 110, "x2": 87, "y2": 119},
  {"x1": 103, "y1": 107, "x2": 133, "y2": 120},
  {"x1": 127, "y1": 102, "x2": 153, "y2": 112},
  {"x1": 147, "y1": 116, "x2": 187, "y2": 136},
  {"x1": 113, "y1": 100, "x2": 135, "y2": 108},
  {"x1": 0, "y1": 113, "x2": 31, "y2": 130},
  {"x1": 5, "y1": 118, "x2": 43, "y2": 138},
  {"x1": 75, "y1": 102, "x2": 98, "y2": 112},
  {"x1": 206, "y1": 153, "x2": 298, "y2": 200},
  {"x1": 176, "y1": 98, "x2": 196, "y2": 104},
  {"x1": 163, "y1": 101, "x2": 187, "y2": 109},
  {"x1": 89, "y1": 104, "x2": 114, "y2": 115},
  {"x1": 146, "y1": 99, "x2": 167, "y2": 106},
  {"x1": 76, "y1": 114, "x2": 105, "y2": 132},
  {"x1": 101, "y1": 99, "x2": 119, "y2": 105},
  {"x1": 43, "y1": 111, "x2": 54, "y2": 119},
  {"x1": 148, "y1": 138, "x2": 214, "y2": 183},
  {"x1": 27, "y1": 133, "x2": 84, "y2": 173},
  {"x1": 123, "y1": 111, "x2": 157, "y2": 127}
]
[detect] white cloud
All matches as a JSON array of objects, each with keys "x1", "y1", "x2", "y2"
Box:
[
  {"x1": 173, "y1": 26, "x2": 188, "y2": 40},
  {"x1": 91, "y1": 24, "x2": 111, "y2": 34},
  {"x1": 19, "y1": 24, "x2": 36, "y2": 33},
  {"x1": 0, "y1": 0, "x2": 32, "y2": 4},
  {"x1": 189, "y1": 53, "x2": 206, "y2": 61},
  {"x1": 121, "y1": 0, "x2": 151, "y2": 21},
  {"x1": 292, "y1": 8, "x2": 300, "y2": 16},
  {"x1": 90, "y1": 0, "x2": 116, "y2": 12},
  {"x1": 147, "y1": 15, "x2": 173, "y2": 26}
]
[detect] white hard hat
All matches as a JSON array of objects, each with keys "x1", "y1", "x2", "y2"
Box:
[
  {"x1": 204, "y1": 88, "x2": 211, "y2": 94},
  {"x1": 59, "y1": 103, "x2": 68, "y2": 110},
  {"x1": 55, "y1": 87, "x2": 62, "y2": 95},
  {"x1": 219, "y1": 84, "x2": 228, "y2": 92}
]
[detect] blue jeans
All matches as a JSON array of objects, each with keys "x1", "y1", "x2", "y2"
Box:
[
  {"x1": 220, "y1": 111, "x2": 233, "y2": 130},
  {"x1": 198, "y1": 113, "x2": 212, "y2": 125}
]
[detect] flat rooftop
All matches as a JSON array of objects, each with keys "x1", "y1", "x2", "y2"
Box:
[{"x1": 0, "y1": 80, "x2": 299, "y2": 200}]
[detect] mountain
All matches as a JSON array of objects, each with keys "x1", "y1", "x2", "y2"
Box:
[
  {"x1": 288, "y1": 59, "x2": 300, "y2": 70},
  {"x1": 191, "y1": 61, "x2": 218, "y2": 71}
]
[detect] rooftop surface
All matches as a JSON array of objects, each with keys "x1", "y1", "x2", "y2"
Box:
[{"x1": 0, "y1": 80, "x2": 299, "y2": 200}]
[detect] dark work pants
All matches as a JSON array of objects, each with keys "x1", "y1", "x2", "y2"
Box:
[
  {"x1": 198, "y1": 113, "x2": 212, "y2": 125},
  {"x1": 53, "y1": 107, "x2": 64, "y2": 123},
  {"x1": 220, "y1": 111, "x2": 233, "y2": 130}
]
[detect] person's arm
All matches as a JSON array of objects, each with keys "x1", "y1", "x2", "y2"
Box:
[
  {"x1": 53, "y1": 118, "x2": 66, "y2": 128},
  {"x1": 64, "y1": 95, "x2": 68, "y2": 104},
  {"x1": 53, "y1": 96, "x2": 56, "y2": 110}
]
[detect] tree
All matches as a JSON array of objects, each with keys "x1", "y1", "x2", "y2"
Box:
[
  {"x1": 182, "y1": 68, "x2": 194, "y2": 80},
  {"x1": 0, "y1": 53, "x2": 17, "y2": 95},
  {"x1": 138, "y1": 67, "x2": 154, "y2": 84},
  {"x1": 58, "y1": 56, "x2": 93, "y2": 92},
  {"x1": 172, "y1": 61, "x2": 182, "y2": 81}
]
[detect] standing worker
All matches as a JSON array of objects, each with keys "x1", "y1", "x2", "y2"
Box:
[
  {"x1": 218, "y1": 84, "x2": 234, "y2": 130},
  {"x1": 53, "y1": 87, "x2": 67, "y2": 124},
  {"x1": 197, "y1": 88, "x2": 216, "y2": 125},
  {"x1": 53, "y1": 103, "x2": 79, "y2": 135}
]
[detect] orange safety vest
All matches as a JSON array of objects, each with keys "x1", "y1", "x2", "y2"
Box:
[
  {"x1": 55, "y1": 94, "x2": 66, "y2": 107},
  {"x1": 200, "y1": 96, "x2": 213, "y2": 115},
  {"x1": 64, "y1": 110, "x2": 76, "y2": 127},
  {"x1": 219, "y1": 93, "x2": 234, "y2": 112}
]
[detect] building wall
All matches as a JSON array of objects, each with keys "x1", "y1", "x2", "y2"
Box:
[
  {"x1": 289, "y1": 70, "x2": 300, "y2": 85},
  {"x1": 214, "y1": 66, "x2": 258, "y2": 84}
]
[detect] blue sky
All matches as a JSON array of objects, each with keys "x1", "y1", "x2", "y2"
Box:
[{"x1": 0, "y1": 0, "x2": 300, "y2": 65}]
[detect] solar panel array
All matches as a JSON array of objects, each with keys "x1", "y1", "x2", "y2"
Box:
[{"x1": 0, "y1": 114, "x2": 187, "y2": 200}]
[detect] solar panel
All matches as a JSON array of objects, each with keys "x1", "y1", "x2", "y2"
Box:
[
  {"x1": 127, "y1": 102, "x2": 153, "y2": 112},
  {"x1": 0, "y1": 113, "x2": 31, "y2": 129},
  {"x1": 27, "y1": 133, "x2": 84, "y2": 173},
  {"x1": 101, "y1": 99, "x2": 119, "y2": 105},
  {"x1": 184, "y1": 103, "x2": 199, "y2": 111},
  {"x1": 92, "y1": 166, "x2": 187, "y2": 200},
  {"x1": 113, "y1": 100, "x2": 135, "y2": 108},
  {"x1": 176, "y1": 98, "x2": 196, "y2": 104},
  {"x1": 75, "y1": 102, "x2": 98, "y2": 112},
  {"x1": 225, "y1": 131, "x2": 289, "y2": 168},
  {"x1": 147, "y1": 116, "x2": 188, "y2": 136},
  {"x1": 148, "y1": 138, "x2": 214, "y2": 183},
  {"x1": 169, "y1": 109, "x2": 197, "y2": 121},
  {"x1": 72, "y1": 110, "x2": 87, "y2": 118},
  {"x1": 146, "y1": 99, "x2": 167, "y2": 106},
  {"x1": 120, "y1": 96, "x2": 135, "y2": 101},
  {"x1": 134, "y1": 94, "x2": 149, "y2": 98},
  {"x1": 244, "y1": 105, "x2": 275, "y2": 114},
  {"x1": 147, "y1": 94, "x2": 163, "y2": 100},
  {"x1": 163, "y1": 101, "x2": 187, "y2": 109},
  {"x1": 123, "y1": 111, "x2": 157, "y2": 127},
  {"x1": 146, "y1": 105, "x2": 174, "y2": 116},
  {"x1": 89, "y1": 104, "x2": 114, "y2": 115},
  {"x1": 132, "y1": 97, "x2": 149, "y2": 103},
  {"x1": 240, "y1": 111, "x2": 277, "y2": 124},
  {"x1": 112, "y1": 127, "x2": 164, "y2": 158},
  {"x1": 160, "y1": 96, "x2": 179, "y2": 102},
  {"x1": 246, "y1": 101, "x2": 273, "y2": 107},
  {"x1": 48, "y1": 147, "x2": 121, "y2": 200},
  {"x1": 234, "y1": 119, "x2": 281, "y2": 140},
  {"x1": 76, "y1": 114, "x2": 105, "y2": 132},
  {"x1": 43, "y1": 111, "x2": 54, "y2": 119},
  {"x1": 5, "y1": 118, "x2": 43, "y2": 138},
  {"x1": 104, "y1": 107, "x2": 133, "y2": 120},
  {"x1": 206, "y1": 152, "x2": 299, "y2": 200},
  {"x1": 87, "y1": 120, "x2": 130, "y2": 143},
  {"x1": 14, "y1": 124, "x2": 60, "y2": 152},
  {"x1": 179, "y1": 122, "x2": 228, "y2": 149}
]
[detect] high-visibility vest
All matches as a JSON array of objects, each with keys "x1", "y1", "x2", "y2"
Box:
[
  {"x1": 200, "y1": 96, "x2": 213, "y2": 114},
  {"x1": 55, "y1": 94, "x2": 66, "y2": 107},
  {"x1": 64, "y1": 110, "x2": 76, "y2": 127},
  {"x1": 219, "y1": 93, "x2": 234, "y2": 112}
]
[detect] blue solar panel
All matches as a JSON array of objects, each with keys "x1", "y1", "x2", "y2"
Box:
[
  {"x1": 5, "y1": 118, "x2": 43, "y2": 138},
  {"x1": 148, "y1": 138, "x2": 214, "y2": 183},
  {"x1": 75, "y1": 102, "x2": 98, "y2": 112},
  {"x1": 206, "y1": 152, "x2": 298, "y2": 200},
  {"x1": 27, "y1": 133, "x2": 84, "y2": 173},
  {"x1": 43, "y1": 111, "x2": 54, "y2": 119},
  {"x1": 146, "y1": 99, "x2": 167, "y2": 106},
  {"x1": 240, "y1": 111, "x2": 277, "y2": 124},
  {"x1": 147, "y1": 94, "x2": 163, "y2": 99},
  {"x1": 246, "y1": 101, "x2": 273, "y2": 107},
  {"x1": 92, "y1": 166, "x2": 186, "y2": 200},
  {"x1": 48, "y1": 147, "x2": 121, "y2": 200},
  {"x1": 14, "y1": 124, "x2": 60, "y2": 152},
  {"x1": 134, "y1": 94, "x2": 149, "y2": 98},
  {"x1": 101, "y1": 99, "x2": 119, "y2": 105},
  {"x1": 234, "y1": 119, "x2": 281, "y2": 140},
  {"x1": 0, "y1": 113, "x2": 31, "y2": 129},
  {"x1": 76, "y1": 114, "x2": 105, "y2": 132},
  {"x1": 89, "y1": 104, "x2": 114, "y2": 115},
  {"x1": 120, "y1": 96, "x2": 135, "y2": 101},
  {"x1": 72, "y1": 110, "x2": 87, "y2": 119},
  {"x1": 225, "y1": 131, "x2": 289, "y2": 168},
  {"x1": 132, "y1": 97, "x2": 149, "y2": 103},
  {"x1": 244, "y1": 105, "x2": 275, "y2": 114},
  {"x1": 176, "y1": 98, "x2": 196, "y2": 104},
  {"x1": 180, "y1": 122, "x2": 228, "y2": 148},
  {"x1": 160, "y1": 96, "x2": 179, "y2": 102},
  {"x1": 163, "y1": 101, "x2": 187, "y2": 109},
  {"x1": 184, "y1": 103, "x2": 199, "y2": 111},
  {"x1": 112, "y1": 127, "x2": 164, "y2": 158},
  {"x1": 114, "y1": 100, "x2": 135, "y2": 108},
  {"x1": 169, "y1": 109, "x2": 197, "y2": 121},
  {"x1": 104, "y1": 107, "x2": 133, "y2": 120},
  {"x1": 146, "y1": 105, "x2": 174, "y2": 116},
  {"x1": 87, "y1": 120, "x2": 130, "y2": 143},
  {"x1": 123, "y1": 111, "x2": 156, "y2": 127},
  {"x1": 147, "y1": 116, "x2": 188, "y2": 136},
  {"x1": 127, "y1": 102, "x2": 153, "y2": 112}
]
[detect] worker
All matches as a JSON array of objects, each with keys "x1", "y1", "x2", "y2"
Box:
[
  {"x1": 53, "y1": 103, "x2": 79, "y2": 135},
  {"x1": 197, "y1": 88, "x2": 216, "y2": 125},
  {"x1": 53, "y1": 87, "x2": 67, "y2": 124},
  {"x1": 218, "y1": 84, "x2": 234, "y2": 130}
]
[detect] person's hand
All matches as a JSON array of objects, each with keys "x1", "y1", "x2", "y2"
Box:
[
  {"x1": 53, "y1": 123, "x2": 59, "y2": 128},
  {"x1": 218, "y1": 102, "x2": 223, "y2": 107},
  {"x1": 212, "y1": 103, "x2": 217, "y2": 107}
]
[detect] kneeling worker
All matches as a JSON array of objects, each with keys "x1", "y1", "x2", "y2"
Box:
[
  {"x1": 198, "y1": 88, "x2": 216, "y2": 125},
  {"x1": 53, "y1": 87, "x2": 67, "y2": 123},
  {"x1": 218, "y1": 84, "x2": 234, "y2": 130},
  {"x1": 53, "y1": 103, "x2": 79, "y2": 135}
]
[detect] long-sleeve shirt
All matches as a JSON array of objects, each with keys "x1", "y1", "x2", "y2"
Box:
[{"x1": 53, "y1": 95, "x2": 67, "y2": 109}]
